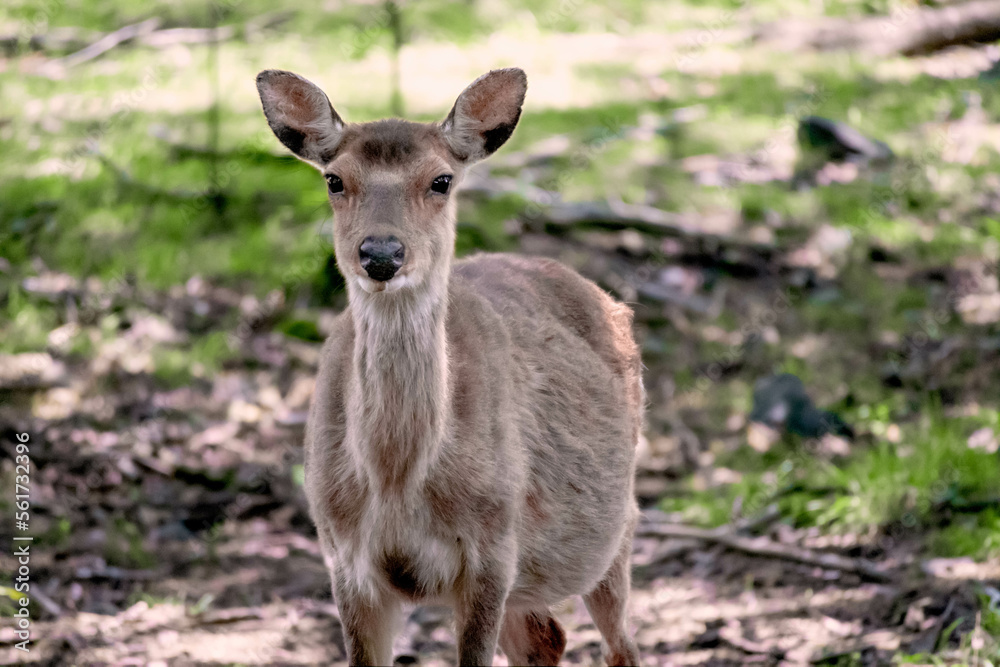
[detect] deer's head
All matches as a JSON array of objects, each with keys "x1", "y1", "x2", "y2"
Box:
[{"x1": 256, "y1": 68, "x2": 527, "y2": 296}]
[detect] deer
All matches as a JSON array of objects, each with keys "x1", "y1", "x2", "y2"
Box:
[{"x1": 256, "y1": 67, "x2": 644, "y2": 667}]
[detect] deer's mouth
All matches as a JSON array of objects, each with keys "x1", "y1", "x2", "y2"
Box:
[{"x1": 355, "y1": 272, "x2": 417, "y2": 294}]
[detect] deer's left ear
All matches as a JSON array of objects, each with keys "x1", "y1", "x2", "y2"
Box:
[{"x1": 441, "y1": 68, "x2": 526, "y2": 164}]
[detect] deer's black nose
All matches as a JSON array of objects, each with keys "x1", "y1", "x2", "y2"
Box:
[{"x1": 359, "y1": 236, "x2": 405, "y2": 282}]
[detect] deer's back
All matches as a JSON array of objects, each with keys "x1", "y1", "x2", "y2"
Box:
[{"x1": 452, "y1": 253, "x2": 640, "y2": 399}]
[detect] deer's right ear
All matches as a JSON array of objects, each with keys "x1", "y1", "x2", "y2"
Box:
[{"x1": 256, "y1": 70, "x2": 344, "y2": 168}]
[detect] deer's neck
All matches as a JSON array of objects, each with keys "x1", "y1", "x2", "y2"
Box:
[{"x1": 348, "y1": 279, "x2": 450, "y2": 495}]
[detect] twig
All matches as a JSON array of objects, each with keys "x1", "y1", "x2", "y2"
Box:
[
  {"x1": 194, "y1": 607, "x2": 265, "y2": 625},
  {"x1": 638, "y1": 503, "x2": 781, "y2": 539},
  {"x1": 41, "y1": 18, "x2": 161, "y2": 74},
  {"x1": 139, "y1": 26, "x2": 235, "y2": 48},
  {"x1": 460, "y1": 177, "x2": 710, "y2": 241},
  {"x1": 465, "y1": 177, "x2": 775, "y2": 271},
  {"x1": 731, "y1": 504, "x2": 783, "y2": 534},
  {"x1": 540, "y1": 200, "x2": 717, "y2": 242},
  {"x1": 529, "y1": 200, "x2": 778, "y2": 276},
  {"x1": 6, "y1": 24, "x2": 234, "y2": 55},
  {"x1": 635, "y1": 505, "x2": 783, "y2": 567},
  {"x1": 244, "y1": 11, "x2": 296, "y2": 38},
  {"x1": 74, "y1": 565, "x2": 159, "y2": 581},
  {"x1": 902, "y1": 597, "x2": 958, "y2": 656},
  {"x1": 638, "y1": 520, "x2": 893, "y2": 582},
  {"x1": 0, "y1": 27, "x2": 100, "y2": 54},
  {"x1": 31, "y1": 586, "x2": 63, "y2": 618},
  {"x1": 665, "y1": 410, "x2": 703, "y2": 469}
]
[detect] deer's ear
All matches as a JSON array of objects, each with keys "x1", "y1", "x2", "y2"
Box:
[
  {"x1": 256, "y1": 70, "x2": 344, "y2": 168},
  {"x1": 441, "y1": 68, "x2": 526, "y2": 163}
]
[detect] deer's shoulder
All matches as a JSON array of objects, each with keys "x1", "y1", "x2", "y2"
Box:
[
  {"x1": 317, "y1": 308, "x2": 355, "y2": 383},
  {"x1": 307, "y1": 309, "x2": 355, "y2": 440},
  {"x1": 451, "y1": 252, "x2": 639, "y2": 383},
  {"x1": 452, "y1": 252, "x2": 612, "y2": 312}
]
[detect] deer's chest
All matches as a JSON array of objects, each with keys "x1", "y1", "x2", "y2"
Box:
[{"x1": 334, "y1": 495, "x2": 462, "y2": 601}]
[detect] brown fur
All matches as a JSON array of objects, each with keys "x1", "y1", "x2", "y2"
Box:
[{"x1": 257, "y1": 68, "x2": 642, "y2": 666}]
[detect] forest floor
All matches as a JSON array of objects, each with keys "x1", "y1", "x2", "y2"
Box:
[
  {"x1": 3, "y1": 0, "x2": 1000, "y2": 664},
  {"x1": 0, "y1": 255, "x2": 998, "y2": 666}
]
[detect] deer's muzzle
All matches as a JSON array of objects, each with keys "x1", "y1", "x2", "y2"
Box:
[{"x1": 359, "y1": 236, "x2": 405, "y2": 282}]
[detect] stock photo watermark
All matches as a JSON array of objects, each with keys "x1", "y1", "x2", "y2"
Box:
[{"x1": 10, "y1": 432, "x2": 34, "y2": 654}]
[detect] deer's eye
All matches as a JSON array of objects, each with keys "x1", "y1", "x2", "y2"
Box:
[
  {"x1": 430, "y1": 174, "x2": 452, "y2": 195},
  {"x1": 326, "y1": 174, "x2": 344, "y2": 194}
]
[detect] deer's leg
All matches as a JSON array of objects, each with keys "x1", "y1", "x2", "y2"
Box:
[
  {"x1": 499, "y1": 607, "x2": 567, "y2": 666},
  {"x1": 333, "y1": 572, "x2": 402, "y2": 666},
  {"x1": 583, "y1": 524, "x2": 641, "y2": 667},
  {"x1": 455, "y1": 564, "x2": 511, "y2": 666}
]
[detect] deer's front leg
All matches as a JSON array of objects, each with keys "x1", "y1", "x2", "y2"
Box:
[
  {"x1": 333, "y1": 570, "x2": 402, "y2": 666},
  {"x1": 455, "y1": 563, "x2": 512, "y2": 666}
]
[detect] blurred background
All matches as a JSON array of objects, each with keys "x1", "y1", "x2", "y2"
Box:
[{"x1": 2, "y1": 0, "x2": 1000, "y2": 664}]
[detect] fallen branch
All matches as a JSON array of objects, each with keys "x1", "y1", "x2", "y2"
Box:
[
  {"x1": 30, "y1": 586, "x2": 63, "y2": 618},
  {"x1": 635, "y1": 505, "x2": 783, "y2": 566},
  {"x1": 138, "y1": 25, "x2": 235, "y2": 48},
  {"x1": 463, "y1": 171, "x2": 783, "y2": 275},
  {"x1": 8, "y1": 22, "x2": 236, "y2": 59},
  {"x1": 731, "y1": 504, "x2": 784, "y2": 534},
  {"x1": 463, "y1": 161, "x2": 778, "y2": 272},
  {"x1": 755, "y1": 0, "x2": 1000, "y2": 56},
  {"x1": 638, "y1": 504, "x2": 781, "y2": 540},
  {"x1": 0, "y1": 27, "x2": 100, "y2": 55},
  {"x1": 74, "y1": 565, "x2": 160, "y2": 581},
  {"x1": 51, "y1": 18, "x2": 161, "y2": 69},
  {"x1": 538, "y1": 199, "x2": 696, "y2": 237},
  {"x1": 244, "y1": 11, "x2": 296, "y2": 38},
  {"x1": 638, "y1": 515, "x2": 893, "y2": 582},
  {"x1": 194, "y1": 607, "x2": 265, "y2": 625},
  {"x1": 460, "y1": 175, "x2": 707, "y2": 240},
  {"x1": 528, "y1": 200, "x2": 777, "y2": 274},
  {"x1": 536, "y1": 199, "x2": 751, "y2": 246}
]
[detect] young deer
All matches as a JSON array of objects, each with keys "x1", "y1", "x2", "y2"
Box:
[{"x1": 256, "y1": 68, "x2": 643, "y2": 666}]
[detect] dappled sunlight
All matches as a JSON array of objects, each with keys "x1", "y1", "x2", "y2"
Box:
[{"x1": 3, "y1": 0, "x2": 1000, "y2": 664}]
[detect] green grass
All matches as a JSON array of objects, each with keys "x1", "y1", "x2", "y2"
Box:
[
  {"x1": 931, "y1": 510, "x2": 1000, "y2": 560},
  {"x1": 661, "y1": 408, "x2": 1000, "y2": 559},
  {"x1": 0, "y1": 293, "x2": 60, "y2": 353},
  {"x1": 151, "y1": 330, "x2": 240, "y2": 388},
  {"x1": 104, "y1": 517, "x2": 157, "y2": 569}
]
